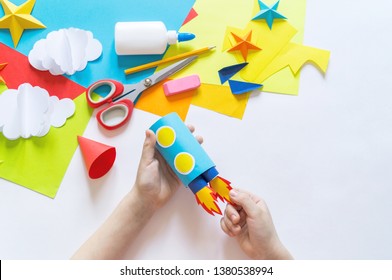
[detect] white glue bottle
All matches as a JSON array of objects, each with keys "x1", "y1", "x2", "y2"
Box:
[{"x1": 115, "y1": 21, "x2": 195, "y2": 55}]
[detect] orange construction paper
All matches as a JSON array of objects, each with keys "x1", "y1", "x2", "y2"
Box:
[{"x1": 135, "y1": 79, "x2": 195, "y2": 121}]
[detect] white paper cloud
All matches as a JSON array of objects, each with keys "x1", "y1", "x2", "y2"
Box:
[
  {"x1": 0, "y1": 83, "x2": 75, "y2": 140},
  {"x1": 28, "y1": 28, "x2": 102, "y2": 76}
]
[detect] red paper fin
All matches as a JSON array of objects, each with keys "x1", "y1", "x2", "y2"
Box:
[{"x1": 182, "y1": 8, "x2": 198, "y2": 26}]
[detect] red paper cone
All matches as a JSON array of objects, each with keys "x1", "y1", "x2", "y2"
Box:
[{"x1": 77, "y1": 136, "x2": 116, "y2": 179}]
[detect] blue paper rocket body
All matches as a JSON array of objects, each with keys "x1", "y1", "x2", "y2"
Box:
[
  {"x1": 149, "y1": 113, "x2": 233, "y2": 215},
  {"x1": 150, "y1": 112, "x2": 215, "y2": 187}
]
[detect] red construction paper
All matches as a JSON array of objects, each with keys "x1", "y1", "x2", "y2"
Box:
[
  {"x1": 0, "y1": 43, "x2": 85, "y2": 99},
  {"x1": 182, "y1": 8, "x2": 198, "y2": 26}
]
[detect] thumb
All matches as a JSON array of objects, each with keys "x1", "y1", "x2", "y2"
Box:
[
  {"x1": 139, "y1": 130, "x2": 157, "y2": 166},
  {"x1": 229, "y1": 189, "x2": 259, "y2": 218}
]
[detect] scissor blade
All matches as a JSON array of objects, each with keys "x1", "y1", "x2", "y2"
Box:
[{"x1": 149, "y1": 56, "x2": 197, "y2": 85}]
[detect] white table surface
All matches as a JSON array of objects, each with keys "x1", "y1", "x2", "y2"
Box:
[{"x1": 1, "y1": 0, "x2": 392, "y2": 259}]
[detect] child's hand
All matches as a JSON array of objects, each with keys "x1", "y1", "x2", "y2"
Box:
[
  {"x1": 221, "y1": 189, "x2": 293, "y2": 260},
  {"x1": 134, "y1": 126, "x2": 202, "y2": 211}
]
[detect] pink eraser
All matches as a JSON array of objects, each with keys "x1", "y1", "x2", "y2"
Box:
[{"x1": 163, "y1": 74, "x2": 201, "y2": 96}]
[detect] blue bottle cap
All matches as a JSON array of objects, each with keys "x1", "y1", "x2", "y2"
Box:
[{"x1": 178, "y1": 32, "x2": 196, "y2": 42}]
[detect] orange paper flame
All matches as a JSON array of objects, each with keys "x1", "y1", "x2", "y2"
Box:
[
  {"x1": 209, "y1": 176, "x2": 233, "y2": 203},
  {"x1": 195, "y1": 186, "x2": 222, "y2": 215}
]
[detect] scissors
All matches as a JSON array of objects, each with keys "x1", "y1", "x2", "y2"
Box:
[{"x1": 86, "y1": 56, "x2": 197, "y2": 130}]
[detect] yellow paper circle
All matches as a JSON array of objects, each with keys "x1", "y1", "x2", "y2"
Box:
[
  {"x1": 174, "y1": 152, "x2": 195, "y2": 175},
  {"x1": 156, "y1": 126, "x2": 176, "y2": 148}
]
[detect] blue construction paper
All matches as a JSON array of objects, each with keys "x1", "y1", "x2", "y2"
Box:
[
  {"x1": 150, "y1": 112, "x2": 215, "y2": 186},
  {"x1": 0, "y1": 0, "x2": 195, "y2": 87},
  {"x1": 218, "y1": 62, "x2": 248, "y2": 84},
  {"x1": 252, "y1": 0, "x2": 286, "y2": 30},
  {"x1": 228, "y1": 80, "x2": 263, "y2": 95}
]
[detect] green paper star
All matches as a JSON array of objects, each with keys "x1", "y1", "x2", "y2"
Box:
[{"x1": 252, "y1": 0, "x2": 287, "y2": 30}]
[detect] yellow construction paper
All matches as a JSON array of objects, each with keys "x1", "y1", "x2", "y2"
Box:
[
  {"x1": 0, "y1": 0, "x2": 46, "y2": 47},
  {"x1": 191, "y1": 83, "x2": 250, "y2": 119},
  {"x1": 135, "y1": 79, "x2": 194, "y2": 121},
  {"x1": 256, "y1": 42, "x2": 330, "y2": 82},
  {"x1": 0, "y1": 91, "x2": 92, "y2": 198}
]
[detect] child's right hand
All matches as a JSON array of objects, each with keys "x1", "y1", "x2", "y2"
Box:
[{"x1": 220, "y1": 189, "x2": 293, "y2": 260}]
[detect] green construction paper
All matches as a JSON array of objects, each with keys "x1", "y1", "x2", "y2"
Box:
[{"x1": 0, "y1": 91, "x2": 92, "y2": 198}]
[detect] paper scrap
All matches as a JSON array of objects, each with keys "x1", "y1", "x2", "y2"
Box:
[
  {"x1": 252, "y1": 0, "x2": 287, "y2": 29},
  {"x1": 0, "y1": 0, "x2": 46, "y2": 47},
  {"x1": 182, "y1": 8, "x2": 198, "y2": 26},
  {"x1": 256, "y1": 42, "x2": 330, "y2": 82},
  {"x1": 228, "y1": 80, "x2": 263, "y2": 95},
  {"x1": 218, "y1": 62, "x2": 248, "y2": 84},
  {"x1": 0, "y1": 83, "x2": 75, "y2": 140},
  {"x1": 28, "y1": 28, "x2": 102, "y2": 75}
]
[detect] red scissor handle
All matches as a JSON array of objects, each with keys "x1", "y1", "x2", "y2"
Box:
[
  {"x1": 86, "y1": 79, "x2": 124, "y2": 108},
  {"x1": 96, "y1": 99, "x2": 134, "y2": 130}
]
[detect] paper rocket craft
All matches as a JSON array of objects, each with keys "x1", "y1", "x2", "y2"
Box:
[
  {"x1": 0, "y1": 0, "x2": 46, "y2": 47},
  {"x1": 150, "y1": 112, "x2": 233, "y2": 215},
  {"x1": 252, "y1": 0, "x2": 287, "y2": 29}
]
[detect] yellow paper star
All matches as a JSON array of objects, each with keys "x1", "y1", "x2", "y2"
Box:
[
  {"x1": 0, "y1": 0, "x2": 46, "y2": 47},
  {"x1": 227, "y1": 30, "x2": 261, "y2": 61},
  {"x1": 0, "y1": 62, "x2": 7, "y2": 84}
]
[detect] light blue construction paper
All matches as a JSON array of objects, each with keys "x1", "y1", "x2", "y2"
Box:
[{"x1": 0, "y1": 0, "x2": 195, "y2": 87}]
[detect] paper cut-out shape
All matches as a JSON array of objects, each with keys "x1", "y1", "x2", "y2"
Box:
[
  {"x1": 0, "y1": 0, "x2": 46, "y2": 47},
  {"x1": 218, "y1": 62, "x2": 248, "y2": 84},
  {"x1": 227, "y1": 30, "x2": 261, "y2": 61},
  {"x1": 77, "y1": 136, "x2": 116, "y2": 179},
  {"x1": 150, "y1": 112, "x2": 233, "y2": 215},
  {"x1": 256, "y1": 42, "x2": 330, "y2": 82},
  {"x1": 0, "y1": 62, "x2": 7, "y2": 84},
  {"x1": 28, "y1": 28, "x2": 102, "y2": 75},
  {"x1": 252, "y1": 0, "x2": 287, "y2": 30},
  {"x1": 182, "y1": 7, "x2": 198, "y2": 26},
  {"x1": 228, "y1": 80, "x2": 263, "y2": 95},
  {"x1": 0, "y1": 83, "x2": 75, "y2": 140}
]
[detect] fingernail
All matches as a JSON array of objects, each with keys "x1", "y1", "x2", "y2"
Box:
[{"x1": 230, "y1": 189, "x2": 238, "y2": 197}]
